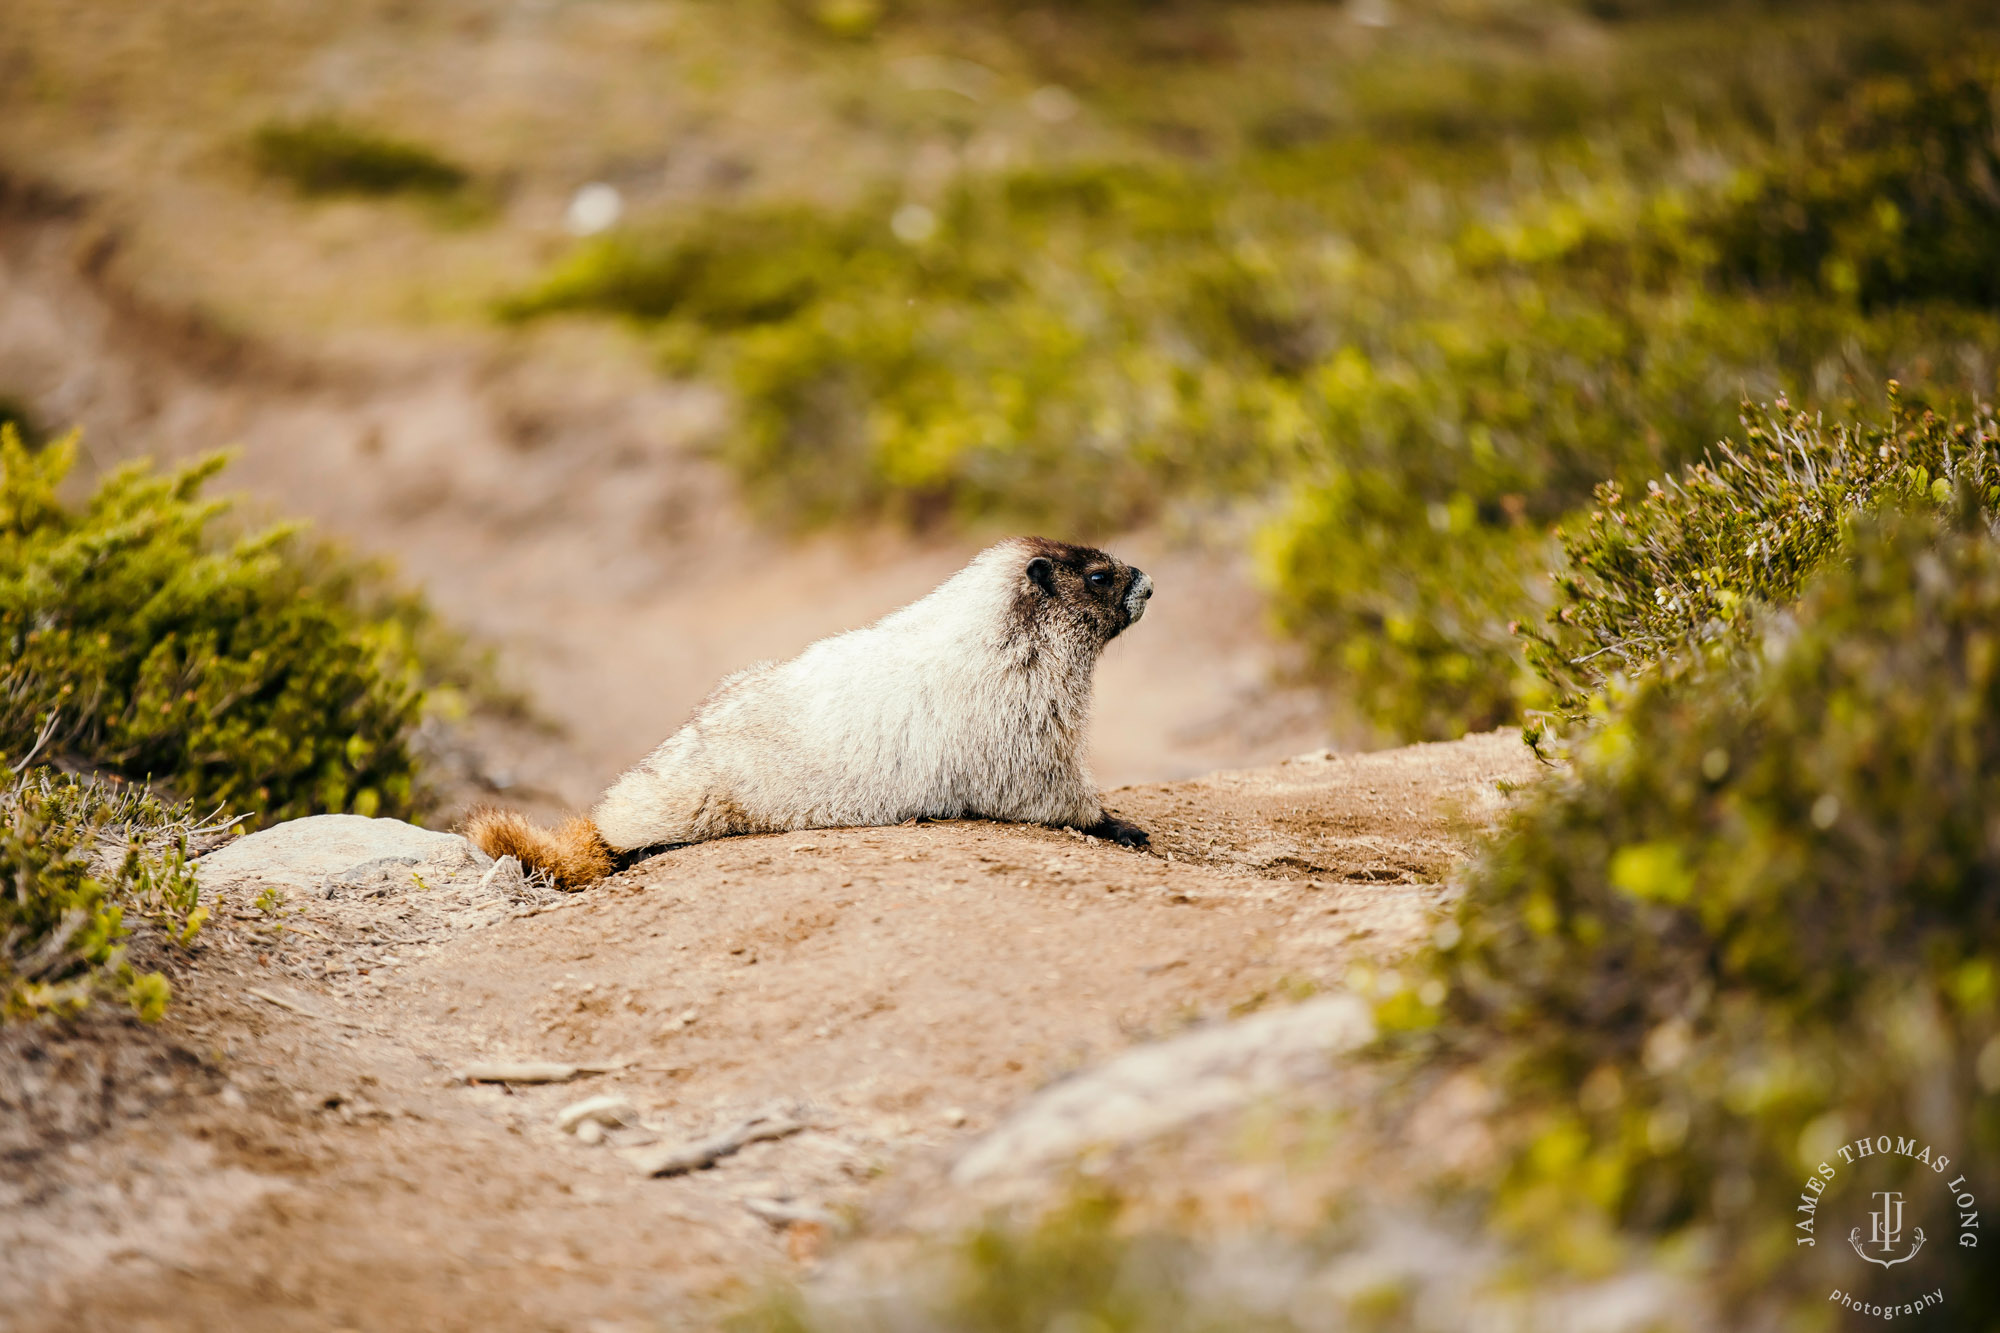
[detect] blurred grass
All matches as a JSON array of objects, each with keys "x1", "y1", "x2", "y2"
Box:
[
  {"x1": 736, "y1": 1186, "x2": 1298, "y2": 1333},
  {"x1": 249, "y1": 116, "x2": 468, "y2": 198},
  {"x1": 505, "y1": 0, "x2": 2000, "y2": 740}
]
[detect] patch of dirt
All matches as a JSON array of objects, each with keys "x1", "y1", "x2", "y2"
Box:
[{"x1": 1, "y1": 732, "x2": 1535, "y2": 1332}]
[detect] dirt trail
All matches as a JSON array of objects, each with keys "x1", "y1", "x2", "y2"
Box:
[{"x1": 2, "y1": 732, "x2": 1534, "y2": 1332}]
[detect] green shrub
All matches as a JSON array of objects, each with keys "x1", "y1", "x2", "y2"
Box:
[
  {"x1": 1710, "y1": 60, "x2": 2000, "y2": 309},
  {"x1": 1, "y1": 768, "x2": 214, "y2": 1023},
  {"x1": 946, "y1": 1191, "x2": 1184, "y2": 1333},
  {"x1": 1264, "y1": 468, "x2": 1552, "y2": 741},
  {"x1": 0, "y1": 427, "x2": 425, "y2": 824},
  {"x1": 1415, "y1": 509, "x2": 2000, "y2": 1316},
  {"x1": 250, "y1": 115, "x2": 468, "y2": 197},
  {"x1": 1524, "y1": 390, "x2": 2000, "y2": 731},
  {"x1": 504, "y1": 166, "x2": 1299, "y2": 530},
  {"x1": 735, "y1": 1188, "x2": 1294, "y2": 1333},
  {"x1": 1258, "y1": 56, "x2": 2000, "y2": 740},
  {"x1": 501, "y1": 205, "x2": 891, "y2": 330}
]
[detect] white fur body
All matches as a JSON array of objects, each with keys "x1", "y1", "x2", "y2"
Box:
[{"x1": 592, "y1": 541, "x2": 1146, "y2": 851}]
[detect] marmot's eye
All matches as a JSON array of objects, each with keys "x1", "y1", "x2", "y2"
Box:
[{"x1": 1088, "y1": 570, "x2": 1112, "y2": 586}]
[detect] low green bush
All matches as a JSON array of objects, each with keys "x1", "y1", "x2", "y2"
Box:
[
  {"x1": 1412, "y1": 508, "x2": 2000, "y2": 1316},
  {"x1": 1263, "y1": 468, "x2": 1552, "y2": 740},
  {"x1": 942, "y1": 1190, "x2": 1209, "y2": 1333},
  {"x1": 1710, "y1": 59, "x2": 2000, "y2": 309},
  {"x1": 0, "y1": 427, "x2": 426, "y2": 824},
  {"x1": 250, "y1": 115, "x2": 469, "y2": 197},
  {"x1": 737, "y1": 1188, "x2": 1291, "y2": 1333},
  {"x1": 1524, "y1": 389, "x2": 2000, "y2": 732},
  {"x1": 503, "y1": 166, "x2": 1297, "y2": 530},
  {"x1": 0, "y1": 769, "x2": 213, "y2": 1023},
  {"x1": 501, "y1": 205, "x2": 890, "y2": 331}
]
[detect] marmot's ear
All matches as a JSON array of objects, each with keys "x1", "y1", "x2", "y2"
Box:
[{"x1": 1026, "y1": 556, "x2": 1056, "y2": 594}]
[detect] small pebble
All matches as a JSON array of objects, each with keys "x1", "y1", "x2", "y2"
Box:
[
  {"x1": 557, "y1": 1093, "x2": 636, "y2": 1133},
  {"x1": 462, "y1": 1061, "x2": 581, "y2": 1084}
]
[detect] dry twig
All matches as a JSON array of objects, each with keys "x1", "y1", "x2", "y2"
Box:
[{"x1": 628, "y1": 1112, "x2": 806, "y2": 1177}]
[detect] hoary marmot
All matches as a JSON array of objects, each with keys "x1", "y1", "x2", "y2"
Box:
[{"x1": 466, "y1": 537, "x2": 1154, "y2": 886}]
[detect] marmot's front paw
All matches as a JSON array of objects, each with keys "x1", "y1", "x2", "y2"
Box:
[{"x1": 1087, "y1": 816, "x2": 1150, "y2": 849}]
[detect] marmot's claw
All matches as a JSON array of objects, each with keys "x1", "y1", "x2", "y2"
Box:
[{"x1": 1090, "y1": 816, "x2": 1150, "y2": 848}]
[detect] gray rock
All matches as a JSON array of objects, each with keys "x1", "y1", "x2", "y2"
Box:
[
  {"x1": 195, "y1": 815, "x2": 489, "y2": 891},
  {"x1": 950, "y1": 994, "x2": 1374, "y2": 1185},
  {"x1": 412, "y1": 837, "x2": 491, "y2": 879},
  {"x1": 324, "y1": 856, "x2": 421, "y2": 899}
]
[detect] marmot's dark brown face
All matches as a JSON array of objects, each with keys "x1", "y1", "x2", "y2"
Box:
[{"x1": 1017, "y1": 538, "x2": 1154, "y2": 643}]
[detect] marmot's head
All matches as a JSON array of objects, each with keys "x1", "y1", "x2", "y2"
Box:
[{"x1": 1011, "y1": 537, "x2": 1153, "y2": 645}]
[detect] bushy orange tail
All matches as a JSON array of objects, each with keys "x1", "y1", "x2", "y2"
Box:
[{"x1": 463, "y1": 809, "x2": 614, "y2": 889}]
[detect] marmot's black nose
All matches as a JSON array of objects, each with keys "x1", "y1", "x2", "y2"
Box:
[{"x1": 1129, "y1": 567, "x2": 1151, "y2": 596}]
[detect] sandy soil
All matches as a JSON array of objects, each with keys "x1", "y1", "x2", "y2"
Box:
[{"x1": 0, "y1": 731, "x2": 1535, "y2": 1333}]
